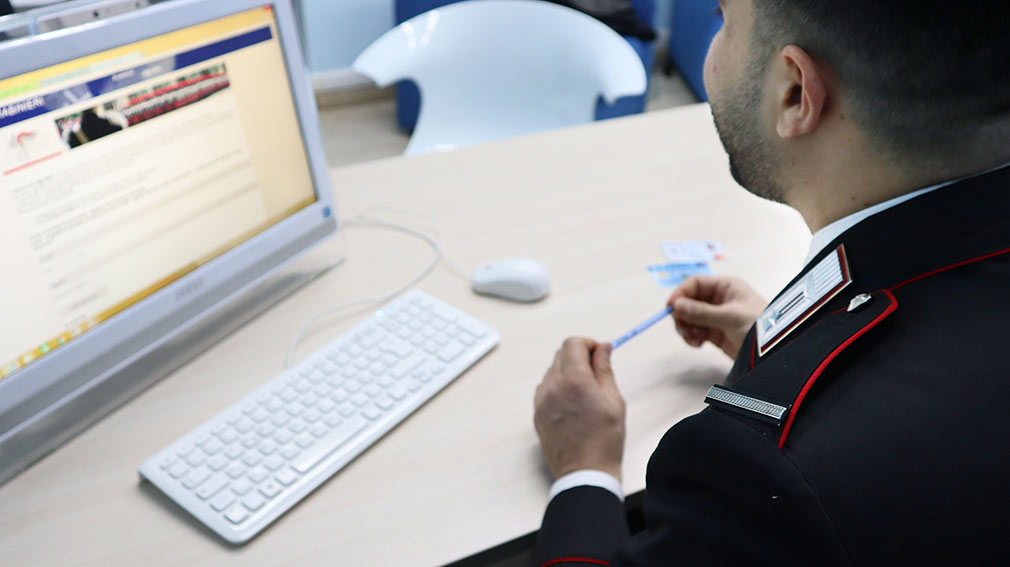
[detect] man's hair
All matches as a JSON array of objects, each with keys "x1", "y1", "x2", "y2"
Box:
[{"x1": 751, "y1": 1, "x2": 1010, "y2": 174}]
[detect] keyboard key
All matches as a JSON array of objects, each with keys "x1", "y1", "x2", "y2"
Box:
[
  {"x1": 310, "y1": 424, "x2": 328, "y2": 438},
  {"x1": 196, "y1": 476, "x2": 229, "y2": 500},
  {"x1": 224, "y1": 446, "x2": 244, "y2": 460},
  {"x1": 210, "y1": 492, "x2": 236, "y2": 512},
  {"x1": 458, "y1": 320, "x2": 487, "y2": 337},
  {"x1": 285, "y1": 405, "x2": 304, "y2": 417},
  {"x1": 225, "y1": 462, "x2": 246, "y2": 479},
  {"x1": 250, "y1": 407, "x2": 270, "y2": 423},
  {"x1": 351, "y1": 393, "x2": 369, "y2": 407},
  {"x1": 185, "y1": 452, "x2": 206, "y2": 467},
  {"x1": 231, "y1": 479, "x2": 253, "y2": 495},
  {"x1": 242, "y1": 493, "x2": 266, "y2": 511},
  {"x1": 303, "y1": 409, "x2": 321, "y2": 423},
  {"x1": 338, "y1": 405, "x2": 356, "y2": 417},
  {"x1": 263, "y1": 455, "x2": 285, "y2": 471},
  {"x1": 279, "y1": 388, "x2": 298, "y2": 402},
  {"x1": 225, "y1": 506, "x2": 249, "y2": 524},
  {"x1": 207, "y1": 455, "x2": 229, "y2": 472},
  {"x1": 379, "y1": 338, "x2": 413, "y2": 358},
  {"x1": 274, "y1": 430, "x2": 293, "y2": 445},
  {"x1": 364, "y1": 385, "x2": 381, "y2": 398},
  {"x1": 293, "y1": 379, "x2": 311, "y2": 393},
  {"x1": 300, "y1": 394, "x2": 318, "y2": 407},
  {"x1": 159, "y1": 457, "x2": 177, "y2": 470},
  {"x1": 291, "y1": 417, "x2": 368, "y2": 474},
  {"x1": 288, "y1": 419, "x2": 308, "y2": 434},
  {"x1": 202, "y1": 439, "x2": 223, "y2": 455},
  {"x1": 317, "y1": 399, "x2": 336, "y2": 413},
  {"x1": 167, "y1": 462, "x2": 189, "y2": 479},
  {"x1": 240, "y1": 435, "x2": 260, "y2": 449},
  {"x1": 182, "y1": 467, "x2": 211, "y2": 489},
  {"x1": 219, "y1": 429, "x2": 240, "y2": 444},
  {"x1": 275, "y1": 468, "x2": 299, "y2": 486},
  {"x1": 247, "y1": 467, "x2": 269, "y2": 484},
  {"x1": 314, "y1": 385, "x2": 332, "y2": 398},
  {"x1": 437, "y1": 343, "x2": 465, "y2": 362},
  {"x1": 270, "y1": 414, "x2": 290, "y2": 427},
  {"x1": 177, "y1": 445, "x2": 195, "y2": 459},
  {"x1": 295, "y1": 434, "x2": 315, "y2": 448},
  {"x1": 256, "y1": 423, "x2": 276, "y2": 438},
  {"x1": 374, "y1": 396, "x2": 395, "y2": 410},
  {"x1": 390, "y1": 353, "x2": 424, "y2": 379},
  {"x1": 280, "y1": 446, "x2": 300, "y2": 460},
  {"x1": 388, "y1": 386, "x2": 408, "y2": 401},
  {"x1": 259, "y1": 480, "x2": 282, "y2": 499},
  {"x1": 257, "y1": 441, "x2": 278, "y2": 455},
  {"x1": 362, "y1": 406, "x2": 382, "y2": 420},
  {"x1": 241, "y1": 453, "x2": 262, "y2": 467}
]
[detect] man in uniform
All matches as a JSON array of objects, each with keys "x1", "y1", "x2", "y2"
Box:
[{"x1": 532, "y1": 0, "x2": 1010, "y2": 564}]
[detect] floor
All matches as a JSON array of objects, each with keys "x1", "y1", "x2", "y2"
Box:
[{"x1": 317, "y1": 65, "x2": 699, "y2": 168}]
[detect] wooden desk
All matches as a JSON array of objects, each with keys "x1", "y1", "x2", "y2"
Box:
[{"x1": 0, "y1": 104, "x2": 810, "y2": 566}]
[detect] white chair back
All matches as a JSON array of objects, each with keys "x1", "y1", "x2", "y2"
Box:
[{"x1": 353, "y1": 0, "x2": 648, "y2": 155}]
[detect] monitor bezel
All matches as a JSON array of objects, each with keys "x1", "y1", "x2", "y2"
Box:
[{"x1": 0, "y1": 0, "x2": 337, "y2": 467}]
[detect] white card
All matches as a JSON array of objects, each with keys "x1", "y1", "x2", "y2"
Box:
[{"x1": 660, "y1": 240, "x2": 727, "y2": 264}]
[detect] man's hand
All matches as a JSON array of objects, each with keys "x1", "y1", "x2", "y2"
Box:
[
  {"x1": 534, "y1": 338, "x2": 625, "y2": 481},
  {"x1": 668, "y1": 275, "x2": 767, "y2": 360}
]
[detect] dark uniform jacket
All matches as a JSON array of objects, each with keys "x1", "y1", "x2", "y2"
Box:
[{"x1": 533, "y1": 165, "x2": 1010, "y2": 566}]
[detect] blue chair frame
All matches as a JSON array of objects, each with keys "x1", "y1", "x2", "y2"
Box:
[
  {"x1": 666, "y1": 0, "x2": 722, "y2": 102},
  {"x1": 392, "y1": 0, "x2": 656, "y2": 132}
]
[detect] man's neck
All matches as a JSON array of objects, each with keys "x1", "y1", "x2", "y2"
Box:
[{"x1": 785, "y1": 154, "x2": 1010, "y2": 233}]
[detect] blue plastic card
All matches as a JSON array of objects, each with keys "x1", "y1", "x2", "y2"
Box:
[{"x1": 647, "y1": 262, "x2": 712, "y2": 288}]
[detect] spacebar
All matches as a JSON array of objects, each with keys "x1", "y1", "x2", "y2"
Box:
[{"x1": 291, "y1": 417, "x2": 369, "y2": 473}]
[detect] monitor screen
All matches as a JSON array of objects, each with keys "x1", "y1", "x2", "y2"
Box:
[{"x1": 0, "y1": 5, "x2": 317, "y2": 381}]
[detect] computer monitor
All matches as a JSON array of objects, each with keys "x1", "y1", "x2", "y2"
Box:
[{"x1": 0, "y1": 0, "x2": 337, "y2": 484}]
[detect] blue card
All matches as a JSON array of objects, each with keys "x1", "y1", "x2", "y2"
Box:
[{"x1": 647, "y1": 262, "x2": 712, "y2": 287}]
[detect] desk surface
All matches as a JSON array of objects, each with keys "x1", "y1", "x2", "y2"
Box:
[{"x1": 0, "y1": 103, "x2": 810, "y2": 567}]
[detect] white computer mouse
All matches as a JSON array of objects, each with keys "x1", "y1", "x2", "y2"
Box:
[{"x1": 471, "y1": 258, "x2": 551, "y2": 302}]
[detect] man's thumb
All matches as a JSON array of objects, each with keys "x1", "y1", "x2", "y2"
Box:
[
  {"x1": 593, "y1": 343, "x2": 615, "y2": 384},
  {"x1": 674, "y1": 297, "x2": 735, "y2": 328}
]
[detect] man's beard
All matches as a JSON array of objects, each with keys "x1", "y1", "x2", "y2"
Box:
[{"x1": 709, "y1": 71, "x2": 788, "y2": 205}]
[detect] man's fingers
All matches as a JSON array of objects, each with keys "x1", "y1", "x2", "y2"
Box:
[
  {"x1": 592, "y1": 343, "x2": 615, "y2": 387},
  {"x1": 668, "y1": 275, "x2": 723, "y2": 307},
  {"x1": 561, "y1": 337, "x2": 597, "y2": 374},
  {"x1": 674, "y1": 297, "x2": 740, "y2": 329}
]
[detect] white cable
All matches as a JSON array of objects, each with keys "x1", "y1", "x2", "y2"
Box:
[
  {"x1": 283, "y1": 210, "x2": 469, "y2": 368},
  {"x1": 354, "y1": 206, "x2": 472, "y2": 282}
]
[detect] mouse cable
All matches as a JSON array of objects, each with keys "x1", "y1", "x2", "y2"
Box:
[{"x1": 284, "y1": 208, "x2": 468, "y2": 369}]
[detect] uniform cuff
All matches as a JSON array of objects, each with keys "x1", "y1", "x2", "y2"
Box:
[{"x1": 549, "y1": 470, "x2": 624, "y2": 503}]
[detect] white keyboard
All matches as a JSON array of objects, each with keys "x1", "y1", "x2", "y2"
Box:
[{"x1": 139, "y1": 290, "x2": 499, "y2": 544}]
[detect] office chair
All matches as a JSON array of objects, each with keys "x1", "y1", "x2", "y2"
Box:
[
  {"x1": 392, "y1": 0, "x2": 657, "y2": 131},
  {"x1": 352, "y1": 0, "x2": 647, "y2": 156}
]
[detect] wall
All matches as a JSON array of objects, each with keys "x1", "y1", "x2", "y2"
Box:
[{"x1": 298, "y1": 0, "x2": 394, "y2": 90}]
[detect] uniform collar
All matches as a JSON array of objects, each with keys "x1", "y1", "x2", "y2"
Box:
[
  {"x1": 804, "y1": 162, "x2": 1010, "y2": 266},
  {"x1": 780, "y1": 163, "x2": 1010, "y2": 307}
]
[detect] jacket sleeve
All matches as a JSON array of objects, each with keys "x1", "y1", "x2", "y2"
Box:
[
  {"x1": 531, "y1": 485, "x2": 630, "y2": 567},
  {"x1": 613, "y1": 409, "x2": 849, "y2": 566}
]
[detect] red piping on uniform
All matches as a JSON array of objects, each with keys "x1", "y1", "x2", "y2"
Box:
[
  {"x1": 889, "y1": 246, "x2": 1010, "y2": 291},
  {"x1": 749, "y1": 333, "x2": 757, "y2": 369},
  {"x1": 541, "y1": 558, "x2": 610, "y2": 567},
  {"x1": 777, "y1": 289, "x2": 898, "y2": 448}
]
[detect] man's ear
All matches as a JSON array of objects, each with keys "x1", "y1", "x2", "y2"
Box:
[{"x1": 776, "y1": 45, "x2": 829, "y2": 139}]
